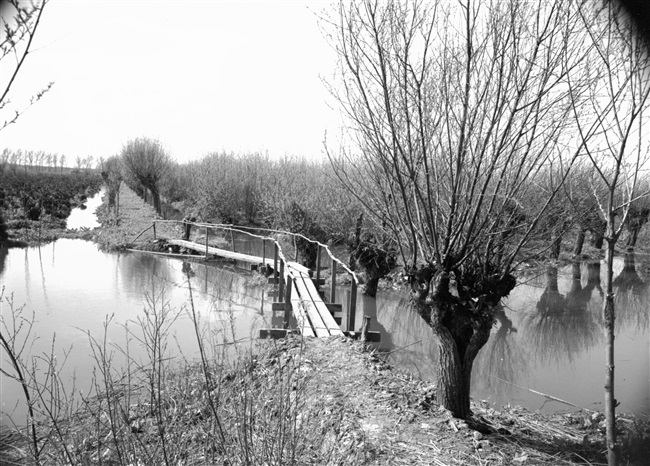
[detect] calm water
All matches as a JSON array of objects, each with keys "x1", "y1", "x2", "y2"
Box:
[
  {"x1": 0, "y1": 239, "x2": 271, "y2": 426},
  {"x1": 1, "y1": 200, "x2": 648, "y2": 425},
  {"x1": 66, "y1": 188, "x2": 105, "y2": 229},
  {"x1": 338, "y1": 258, "x2": 649, "y2": 416}
]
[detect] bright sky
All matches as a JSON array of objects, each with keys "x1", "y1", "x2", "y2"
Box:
[{"x1": 0, "y1": 0, "x2": 340, "y2": 164}]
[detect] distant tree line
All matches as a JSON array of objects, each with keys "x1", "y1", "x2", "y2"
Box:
[{"x1": 0, "y1": 148, "x2": 96, "y2": 173}]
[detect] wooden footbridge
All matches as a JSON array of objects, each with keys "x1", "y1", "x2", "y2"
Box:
[{"x1": 131, "y1": 220, "x2": 378, "y2": 341}]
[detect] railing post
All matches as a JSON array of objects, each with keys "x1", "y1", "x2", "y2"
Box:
[
  {"x1": 279, "y1": 259, "x2": 285, "y2": 303},
  {"x1": 262, "y1": 239, "x2": 266, "y2": 265},
  {"x1": 294, "y1": 235, "x2": 298, "y2": 261},
  {"x1": 153, "y1": 221, "x2": 156, "y2": 240},
  {"x1": 330, "y1": 258, "x2": 337, "y2": 303},
  {"x1": 205, "y1": 226, "x2": 209, "y2": 257},
  {"x1": 283, "y1": 279, "x2": 292, "y2": 329},
  {"x1": 315, "y1": 245, "x2": 322, "y2": 286},
  {"x1": 347, "y1": 279, "x2": 357, "y2": 332},
  {"x1": 274, "y1": 243, "x2": 279, "y2": 282},
  {"x1": 361, "y1": 315, "x2": 370, "y2": 342},
  {"x1": 230, "y1": 229, "x2": 236, "y2": 252}
]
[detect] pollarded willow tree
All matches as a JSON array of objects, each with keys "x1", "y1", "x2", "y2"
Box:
[
  {"x1": 325, "y1": 0, "x2": 590, "y2": 418},
  {"x1": 121, "y1": 137, "x2": 171, "y2": 216}
]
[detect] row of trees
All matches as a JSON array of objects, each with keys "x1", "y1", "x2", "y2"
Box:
[
  {"x1": 101, "y1": 139, "x2": 361, "y2": 251},
  {"x1": 0, "y1": 148, "x2": 97, "y2": 173},
  {"x1": 323, "y1": 1, "x2": 649, "y2": 464}
]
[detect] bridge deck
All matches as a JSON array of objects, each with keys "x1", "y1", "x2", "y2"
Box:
[
  {"x1": 168, "y1": 239, "x2": 275, "y2": 266},
  {"x1": 167, "y1": 238, "x2": 343, "y2": 338}
]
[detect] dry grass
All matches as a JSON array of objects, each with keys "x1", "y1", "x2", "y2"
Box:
[{"x1": 2, "y1": 335, "x2": 649, "y2": 465}]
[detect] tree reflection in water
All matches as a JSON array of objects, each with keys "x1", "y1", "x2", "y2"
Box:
[
  {"x1": 612, "y1": 252, "x2": 649, "y2": 333},
  {"x1": 0, "y1": 246, "x2": 7, "y2": 278},
  {"x1": 526, "y1": 263, "x2": 601, "y2": 365},
  {"x1": 473, "y1": 304, "x2": 526, "y2": 400}
]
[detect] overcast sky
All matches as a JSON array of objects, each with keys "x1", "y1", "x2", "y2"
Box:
[{"x1": 0, "y1": 0, "x2": 340, "y2": 164}]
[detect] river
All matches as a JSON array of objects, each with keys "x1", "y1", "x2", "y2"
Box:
[{"x1": 1, "y1": 193, "x2": 648, "y2": 427}]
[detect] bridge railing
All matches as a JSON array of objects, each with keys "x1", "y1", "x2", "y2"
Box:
[{"x1": 140, "y1": 220, "x2": 360, "y2": 332}]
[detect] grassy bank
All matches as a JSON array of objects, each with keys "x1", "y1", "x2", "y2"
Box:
[{"x1": 2, "y1": 332, "x2": 648, "y2": 465}]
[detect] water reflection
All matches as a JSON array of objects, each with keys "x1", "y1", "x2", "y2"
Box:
[
  {"x1": 473, "y1": 305, "x2": 526, "y2": 401},
  {"x1": 66, "y1": 188, "x2": 105, "y2": 230},
  {"x1": 362, "y1": 258, "x2": 648, "y2": 415},
  {"x1": 0, "y1": 240, "x2": 272, "y2": 426},
  {"x1": 613, "y1": 252, "x2": 649, "y2": 333},
  {"x1": 525, "y1": 265, "x2": 601, "y2": 365},
  {"x1": 0, "y1": 246, "x2": 6, "y2": 276}
]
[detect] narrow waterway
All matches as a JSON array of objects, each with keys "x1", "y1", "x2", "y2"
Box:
[
  {"x1": 0, "y1": 196, "x2": 273, "y2": 426},
  {"x1": 66, "y1": 187, "x2": 105, "y2": 230},
  {"x1": 1, "y1": 195, "x2": 648, "y2": 428}
]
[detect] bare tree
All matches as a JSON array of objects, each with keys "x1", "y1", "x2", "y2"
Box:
[
  {"x1": 568, "y1": 2, "x2": 650, "y2": 463},
  {"x1": 0, "y1": 0, "x2": 53, "y2": 131},
  {"x1": 120, "y1": 137, "x2": 171, "y2": 215},
  {"x1": 100, "y1": 155, "x2": 123, "y2": 219},
  {"x1": 325, "y1": 0, "x2": 588, "y2": 418}
]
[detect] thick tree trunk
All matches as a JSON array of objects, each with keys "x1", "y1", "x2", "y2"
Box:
[
  {"x1": 436, "y1": 330, "x2": 473, "y2": 418},
  {"x1": 573, "y1": 229, "x2": 586, "y2": 257},
  {"x1": 412, "y1": 290, "x2": 493, "y2": 419},
  {"x1": 550, "y1": 235, "x2": 562, "y2": 259},
  {"x1": 591, "y1": 229, "x2": 605, "y2": 249},
  {"x1": 363, "y1": 276, "x2": 380, "y2": 298},
  {"x1": 625, "y1": 228, "x2": 639, "y2": 249}
]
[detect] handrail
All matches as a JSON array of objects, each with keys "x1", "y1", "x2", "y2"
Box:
[
  {"x1": 149, "y1": 219, "x2": 360, "y2": 333},
  {"x1": 153, "y1": 220, "x2": 359, "y2": 284}
]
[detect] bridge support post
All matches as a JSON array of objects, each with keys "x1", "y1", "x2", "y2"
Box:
[
  {"x1": 347, "y1": 279, "x2": 357, "y2": 331},
  {"x1": 330, "y1": 259, "x2": 337, "y2": 303},
  {"x1": 279, "y1": 260, "x2": 285, "y2": 303},
  {"x1": 361, "y1": 315, "x2": 370, "y2": 342},
  {"x1": 153, "y1": 222, "x2": 156, "y2": 240},
  {"x1": 274, "y1": 243, "x2": 278, "y2": 282},
  {"x1": 205, "y1": 227, "x2": 209, "y2": 257},
  {"x1": 262, "y1": 239, "x2": 266, "y2": 266},
  {"x1": 283, "y1": 279, "x2": 292, "y2": 329}
]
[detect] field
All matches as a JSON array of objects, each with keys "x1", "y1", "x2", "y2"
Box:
[{"x1": 0, "y1": 169, "x2": 102, "y2": 246}]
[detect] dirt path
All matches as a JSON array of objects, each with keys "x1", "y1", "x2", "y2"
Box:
[{"x1": 94, "y1": 184, "x2": 180, "y2": 250}]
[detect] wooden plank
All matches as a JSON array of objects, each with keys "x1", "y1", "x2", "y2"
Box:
[
  {"x1": 168, "y1": 239, "x2": 276, "y2": 267},
  {"x1": 325, "y1": 303, "x2": 342, "y2": 314},
  {"x1": 259, "y1": 329, "x2": 300, "y2": 339},
  {"x1": 291, "y1": 294, "x2": 316, "y2": 338},
  {"x1": 287, "y1": 261, "x2": 311, "y2": 275},
  {"x1": 291, "y1": 273, "x2": 331, "y2": 338},
  {"x1": 289, "y1": 264, "x2": 343, "y2": 336}
]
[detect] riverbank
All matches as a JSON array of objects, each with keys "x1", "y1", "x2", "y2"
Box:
[
  {"x1": 2, "y1": 185, "x2": 648, "y2": 464},
  {"x1": 0, "y1": 170, "x2": 103, "y2": 247},
  {"x1": 1, "y1": 336, "x2": 647, "y2": 465}
]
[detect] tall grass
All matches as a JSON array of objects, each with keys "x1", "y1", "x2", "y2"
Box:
[{"x1": 0, "y1": 271, "x2": 362, "y2": 465}]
